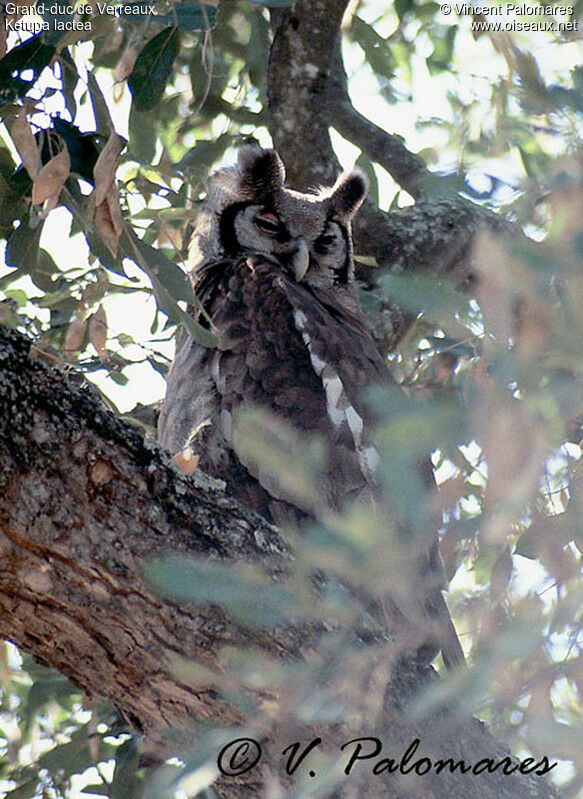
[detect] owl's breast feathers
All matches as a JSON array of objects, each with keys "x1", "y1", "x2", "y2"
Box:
[{"x1": 203, "y1": 255, "x2": 391, "y2": 504}]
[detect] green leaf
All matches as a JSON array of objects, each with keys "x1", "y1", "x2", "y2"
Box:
[
  {"x1": 126, "y1": 233, "x2": 196, "y2": 304},
  {"x1": 394, "y1": 0, "x2": 415, "y2": 19},
  {"x1": 247, "y1": 8, "x2": 270, "y2": 89},
  {"x1": 87, "y1": 69, "x2": 114, "y2": 134},
  {"x1": 5, "y1": 777, "x2": 41, "y2": 799},
  {"x1": 154, "y1": 2, "x2": 217, "y2": 31},
  {"x1": 38, "y1": 0, "x2": 73, "y2": 44},
  {"x1": 110, "y1": 371, "x2": 130, "y2": 386},
  {"x1": 38, "y1": 725, "x2": 114, "y2": 778},
  {"x1": 175, "y1": 133, "x2": 231, "y2": 179},
  {"x1": 80, "y1": 785, "x2": 111, "y2": 796},
  {"x1": 5, "y1": 221, "x2": 43, "y2": 271},
  {"x1": 426, "y1": 25, "x2": 457, "y2": 74},
  {"x1": 128, "y1": 27, "x2": 180, "y2": 110},
  {"x1": 145, "y1": 557, "x2": 298, "y2": 627},
  {"x1": 59, "y1": 49, "x2": 79, "y2": 121},
  {"x1": 60, "y1": 183, "x2": 123, "y2": 273},
  {"x1": 517, "y1": 142, "x2": 548, "y2": 179},
  {"x1": 379, "y1": 272, "x2": 473, "y2": 317},
  {"x1": 128, "y1": 104, "x2": 157, "y2": 164},
  {"x1": 110, "y1": 737, "x2": 141, "y2": 799},
  {"x1": 31, "y1": 256, "x2": 58, "y2": 291},
  {"x1": 0, "y1": 36, "x2": 56, "y2": 98},
  {"x1": 122, "y1": 230, "x2": 217, "y2": 347},
  {"x1": 351, "y1": 17, "x2": 396, "y2": 81},
  {"x1": 146, "y1": 353, "x2": 169, "y2": 377},
  {"x1": 22, "y1": 672, "x2": 77, "y2": 722}
]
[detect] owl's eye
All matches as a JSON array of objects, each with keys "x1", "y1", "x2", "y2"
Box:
[
  {"x1": 314, "y1": 232, "x2": 338, "y2": 253},
  {"x1": 254, "y1": 212, "x2": 282, "y2": 235}
]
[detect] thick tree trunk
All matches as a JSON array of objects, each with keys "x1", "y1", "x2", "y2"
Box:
[{"x1": 0, "y1": 328, "x2": 560, "y2": 798}]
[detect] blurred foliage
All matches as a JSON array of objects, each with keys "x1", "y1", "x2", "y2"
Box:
[{"x1": 1, "y1": 0, "x2": 583, "y2": 797}]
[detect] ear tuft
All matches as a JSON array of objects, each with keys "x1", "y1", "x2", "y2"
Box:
[
  {"x1": 330, "y1": 171, "x2": 368, "y2": 220},
  {"x1": 238, "y1": 147, "x2": 285, "y2": 201}
]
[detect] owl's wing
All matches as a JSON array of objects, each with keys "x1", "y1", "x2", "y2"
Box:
[
  {"x1": 157, "y1": 259, "x2": 228, "y2": 455},
  {"x1": 279, "y1": 277, "x2": 465, "y2": 667},
  {"x1": 278, "y1": 277, "x2": 393, "y2": 485}
]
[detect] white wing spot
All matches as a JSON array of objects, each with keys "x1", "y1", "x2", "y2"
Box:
[
  {"x1": 309, "y1": 350, "x2": 326, "y2": 376},
  {"x1": 211, "y1": 352, "x2": 220, "y2": 385},
  {"x1": 293, "y1": 309, "x2": 307, "y2": 330},
  {"x1": 361, "y1": 446, "x2": 380, "y2": 474},
  {"x1": 346, "y1": 405, "x2": 364, "y2": 446},
  {"x1": 324, "y1": 373, "x2": 344, "y2": 409},
  {"x1": 291, "y1": 303, "x2": 378, "y2": 481}
]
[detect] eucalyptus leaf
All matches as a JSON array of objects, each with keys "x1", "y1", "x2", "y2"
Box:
[
  {"x1": 5, "y1": 221, "x2": 43, "y2": 271},
  {"x1": 0, "y1": 35, "x2": 56, "y2": 96},
  {"x1": 128, "y1": 27, "x2": 180, "y2": 110},
  {"x1": 155, "y1": 2, "x2": 217, "y2": 31},
  {"x1": 379, "y1": 272, "x2": 473, "y2": 318},
  {"x1": 145, "y1": 557, "x2": 298, "y2": 627},
  {"x1": 122, "y1": 230, "x2": 217, "y2": 347},
  {"x1": 128, "y1": 103, "x2": 157, "y2": 163},
  {"x1": 351, "y1": 17, "x2": 396, "y2": 81}
]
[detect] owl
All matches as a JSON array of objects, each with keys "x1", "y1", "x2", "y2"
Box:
[{"x1": 158, "y1": 147, "x2": 463, "y2": 668}]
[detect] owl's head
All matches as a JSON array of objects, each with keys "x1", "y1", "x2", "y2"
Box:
[{"x1": 189, "y1": 148, "x2": 367, "y2": 291}]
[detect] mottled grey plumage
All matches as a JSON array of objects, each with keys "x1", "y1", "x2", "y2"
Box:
[{"x1": 158, "y1": 148, "x2": 464, "y2": 668}]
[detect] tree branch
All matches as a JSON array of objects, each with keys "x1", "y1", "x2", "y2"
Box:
[
  {"x1": 0, "y1": 328, "x2": 295, "y2": 736},
  {"x1": 0, "y1": 327, "x2": 561, "y2": 799},
  {"x1": 267, "y1": 0, "x2": 348, "y2": 188},
  {"x1": 266, "y1": 2, "x2": 514, "y2": 282},
  {"x1": 325, "y1": 41, "x2": 430, "y2": 200}
]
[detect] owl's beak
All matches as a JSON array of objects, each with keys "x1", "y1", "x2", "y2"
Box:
[{"x1": 290, "y1": 238, "x2": 309, "y2": 281}]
